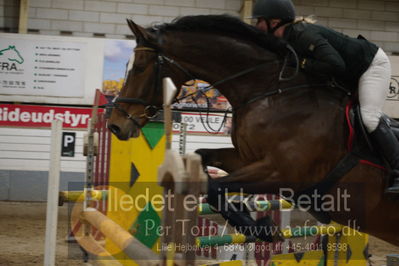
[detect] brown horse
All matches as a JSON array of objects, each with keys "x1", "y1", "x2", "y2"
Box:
[{"x1": 107, "y1": 15, "x2": 399, "y2": 246}]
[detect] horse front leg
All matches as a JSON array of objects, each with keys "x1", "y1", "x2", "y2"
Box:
[
  {"x1": 195, "y1": 147, "x2": 247, "y2": 173},
  {"x1": 205, "y1": 158, "x2": 288, "y2": 243}
]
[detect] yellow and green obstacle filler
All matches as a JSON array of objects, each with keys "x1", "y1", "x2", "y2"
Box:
[
  {"x1": 58, "y1": 190, "x2": 108, "y2": 206},
  {"x1": 198, "y1": 199, "x2": 292, "y2": 215},
  {"x1": 196, "y1": 223, "x2": 343, "y2": 247},
  {"x1": 271, "y1": 224, "x2": 369, "y2": 266}
]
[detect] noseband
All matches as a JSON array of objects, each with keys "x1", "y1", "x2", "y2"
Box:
[
  {"x1": 109, "y1": 44, "x2": 199, "y2": 128},
  {"x1": 110, "y1": 47, "x2": 165, "y2": 129}
]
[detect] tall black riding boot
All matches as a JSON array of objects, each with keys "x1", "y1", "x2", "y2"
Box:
[{"x1": 370, "y1": 118, "x2": 399, "y2": 193}]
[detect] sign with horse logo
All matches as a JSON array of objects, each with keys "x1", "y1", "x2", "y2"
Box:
[
  {"x1": 0, "y1": 35, "x2": 86, "y2": 97},
  {"x1": 0, "y1": 45, "x2": 24, "y2": 70}
]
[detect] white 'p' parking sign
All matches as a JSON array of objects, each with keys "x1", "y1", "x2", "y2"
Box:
[{"x1": 61, "y1": 132, "x2": 76, "y2": 157}]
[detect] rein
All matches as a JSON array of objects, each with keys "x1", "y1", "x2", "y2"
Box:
[
  {"x1": 239, "y1": 79, "x2": 350, "y2": 110},
  {"x1": 173, "y1": 44, "x2": 299, "y2": 103},
  {"x1": 110, "y1": 41, "x2": 350, "y2": 130},
  {"x1": 109, "y1": 45, "x2": 282, "y2": 128}
]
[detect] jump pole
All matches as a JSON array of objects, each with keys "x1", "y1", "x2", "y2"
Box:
[
  {"x1": 44, "y1": 119, "x2": 62, "y2": 266},
  {"x1": 81, "y1": 208, "x2": 159, "y2": 263},
  {"x1": 159, "y1": 77, "x2": 209, "y2": 265},
  {"x1": 196, "y1": 223, "x2": 344, "y2": 247},
  {"x1": 163, "y1": 77, "x2": 177, "y2": 149},
  {"x1": 198, "y1": 199, "x2": 292, "y2": 215}
]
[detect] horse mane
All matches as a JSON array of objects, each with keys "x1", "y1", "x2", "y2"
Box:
[{"x1": 150, "y1": 15, "x2": 285, "y2": 53}]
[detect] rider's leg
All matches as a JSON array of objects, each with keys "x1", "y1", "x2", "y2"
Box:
[
  {"x1": 370, "y1": 118, "x2": 399, "y2": 192},
  {"x1": 207, "y1": 177, "x2": 281, "y2": 242},
  {"x1": 359, "y1": 48, "x2": 399, "y2": 193}
]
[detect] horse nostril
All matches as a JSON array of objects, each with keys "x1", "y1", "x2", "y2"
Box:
[{"x1": 108, "y1": 124, "x2": 121, "y2": 135}]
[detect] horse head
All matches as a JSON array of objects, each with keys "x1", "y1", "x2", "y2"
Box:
[
  {"x1": 107, "y1": 20, "x2": 166, "y2": 140},
  {"x1": 108, "y1": 15, "x2": 282, "y2": 140}
]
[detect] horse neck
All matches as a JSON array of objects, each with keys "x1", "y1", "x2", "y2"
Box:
[{"x1": 162, "y1": 32, "x2": 280, "y2": 108}]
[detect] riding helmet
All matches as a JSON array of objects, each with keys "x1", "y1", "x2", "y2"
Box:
[{"x1": 252, "y1": 0, "x2": 296, "y2": 22}]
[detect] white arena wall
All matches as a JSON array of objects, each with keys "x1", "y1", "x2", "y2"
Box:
[
  {"x1": 1, "y1": 0, "x2": 398, "y2": 53},
  {"x1": 0, "y1": 124, "x2": 233, "y2": 201},
  {"x1": 0, "y1": 0, "x2": 398, "y2": 201}
]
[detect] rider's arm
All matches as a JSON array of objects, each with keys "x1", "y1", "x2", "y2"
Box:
[{"x1": 297, "y1": 32, "x2": 346, "y2": 76}]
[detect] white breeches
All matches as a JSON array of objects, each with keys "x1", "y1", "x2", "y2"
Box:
[{"x1": 359, "y1": 48, "x2": 391, "y2": 133}]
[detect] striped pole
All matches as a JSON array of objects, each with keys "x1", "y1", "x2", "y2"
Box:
[
  {"x1": 58, "y1": 190, "x2": 107, "y2": 205},
  {"x1": 282, "y1": 223, "x2": 343, "y2": 239},
  {"x1": 179, "y1": 122, "x2": 187, "y2": 155},
  {"x1": 163, "y1": 77, "x2": 177, "y2": 150},
  {"x1": 196, "y1": 223, "x2": 343, "y2": 247},
  {"x1": 198, "y1": 199, "x2": 292, "y2": 215},
  {"x1": 81, "y1": 208, "x2": 159, "y2": 261},
  {"x1": 196, "y1": 234, "x2": 257, "y2": 247}
]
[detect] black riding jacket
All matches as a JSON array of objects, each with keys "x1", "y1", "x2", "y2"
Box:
[{"x1": 283, "y1": 22, "x2": 378, "y2": 88}]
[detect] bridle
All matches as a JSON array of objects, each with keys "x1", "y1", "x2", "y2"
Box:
[
  {"x1": 108, "y1": 34, "x2": 304, "y2": 127},
  {"x1": 109, "y1": 46, "x2": 166, "y2": 129}
]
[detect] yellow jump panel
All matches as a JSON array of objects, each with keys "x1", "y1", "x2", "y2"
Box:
[{"x1": 103, "y1": 122, "x2": 165, "y2": 265}]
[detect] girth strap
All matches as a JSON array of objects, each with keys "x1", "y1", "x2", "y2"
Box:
[{"x1": 294, "y1": 152, "x2": 360, "y2": 224}]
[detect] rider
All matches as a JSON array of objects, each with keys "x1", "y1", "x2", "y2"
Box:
[{"x1": 252, "y1": 0, "x2": 399, "y2": 193}]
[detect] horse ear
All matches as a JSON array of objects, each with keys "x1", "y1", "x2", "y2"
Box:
[{"x1": 126, "y1": 19, "x2": 155, "y2": 44}]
